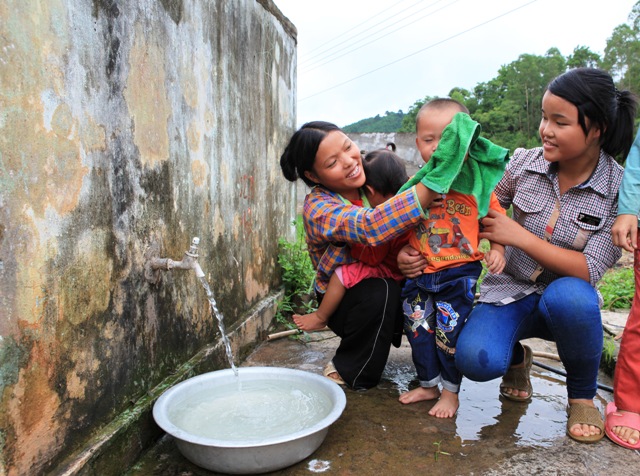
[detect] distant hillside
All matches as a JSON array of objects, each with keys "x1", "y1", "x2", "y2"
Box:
[{"x1": 342, "y1": 110, "x2": 404, "y2": 133}]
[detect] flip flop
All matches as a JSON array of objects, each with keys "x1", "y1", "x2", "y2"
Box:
[
  {"x1": 500, "y1": 344, "x2": 532, "y2": 402},
  {"x1": 566, "y1": 403, "x2": 605, "y2": 443},
  {"x1": 605, "y1": 402, "x2": 640, "y2": 450},
  {"x1": 323, "y1": 361, "x2": 345, "y2": 385}
]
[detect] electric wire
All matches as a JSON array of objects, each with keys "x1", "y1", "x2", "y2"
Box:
[
  {"x1": 300, "y1": 0, "x2": 458, "y2": 72},
  {"x1": 300, "y1": 0, "x2": 538, "y2": 103},
  {"x1": 300, "y1": 0, "x2": 413, "y2": 62}
]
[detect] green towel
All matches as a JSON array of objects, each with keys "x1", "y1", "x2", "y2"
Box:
[{"x1": 398, "y1": 112, "x2": 509, "y2": 218}]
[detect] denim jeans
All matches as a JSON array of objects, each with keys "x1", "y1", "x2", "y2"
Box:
[
  {"x1": 456, "y1": 277, "x2": 603, "y2": 399},
  {"x1": 402, "y1": 261, "x2": 482, "y2": 393}
]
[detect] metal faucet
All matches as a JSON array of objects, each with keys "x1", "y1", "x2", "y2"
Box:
[{"x1": 145, "y1": 237, "x2": 205, "y2": 284}]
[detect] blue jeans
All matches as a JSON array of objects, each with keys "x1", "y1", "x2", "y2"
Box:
[
  {"x1": 456, "y1": 277, "x2": 602, "y2": 400},
  {"x1": 402, "y1": 261, "x2": 482, "y2": 393}
]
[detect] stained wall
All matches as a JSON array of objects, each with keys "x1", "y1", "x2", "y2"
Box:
[{"x1": 0, "y1": 0, "x2": 297, "y2": 473}]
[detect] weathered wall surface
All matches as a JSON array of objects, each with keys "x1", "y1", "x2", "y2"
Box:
[
  {"x1": 349, "y1": 132, "x2": 423, "y2": 172},
  {"x1": 0, "y1": 0, "x2": 297, "y2": 473}
]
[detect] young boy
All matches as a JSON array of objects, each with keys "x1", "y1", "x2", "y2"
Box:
[{"x1": 399, "y1": 98, "x2": 508, "y2": 418}]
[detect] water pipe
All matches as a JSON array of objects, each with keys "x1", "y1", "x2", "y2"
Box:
[{"x1": 145, "y1": 237, "x2": 205, "y2": 284}]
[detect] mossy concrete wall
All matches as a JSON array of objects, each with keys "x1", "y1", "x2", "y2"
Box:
[{"x1": 0, "y1": 0, "x2": 297, "y2": 473}]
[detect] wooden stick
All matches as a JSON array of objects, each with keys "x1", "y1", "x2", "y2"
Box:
[
  {"x1": 532, "y1": 351, "x2": 561, "y2": 361},
  {"x1": 266, "y1": 326, "x2": 331, "y2": 341}
]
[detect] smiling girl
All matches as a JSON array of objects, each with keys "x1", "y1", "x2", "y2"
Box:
[
  {"x1": 451, "y1": 68, "x2": 637, "y2": 443},
  {"x1": 280, "y1": 121, "x2": 441, "y2": 390}
]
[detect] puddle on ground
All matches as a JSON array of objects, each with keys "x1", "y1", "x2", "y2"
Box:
[{"x1": 383, "y1": 360, "x2": 609, "y2": 448}]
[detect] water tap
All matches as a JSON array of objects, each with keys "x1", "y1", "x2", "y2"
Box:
[{"x1": 145, "y1": 237, "x2": 205, "y2": 284}]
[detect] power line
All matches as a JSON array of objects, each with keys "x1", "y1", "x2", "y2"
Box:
[
  {"x1": 301, "y1": 0, "x2": 460, "y2": 74},
  {"x1": 300, "y1": 0, "x2": 446, "y2": 69},
  {"x1": 300, "y1": 0, "x2": 413, "y2": 61},
  {"x1": 300, "y1": 0, "x2": 538, "y2": 102}
]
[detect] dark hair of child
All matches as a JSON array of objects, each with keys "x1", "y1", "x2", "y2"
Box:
[{"x1": 362, "y1": 149, "x2": 409, "y2": 197}]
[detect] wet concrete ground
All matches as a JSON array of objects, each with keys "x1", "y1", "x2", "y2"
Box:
[{"x1": 128, "y1": 311, "x2": 639, "y2": 475}]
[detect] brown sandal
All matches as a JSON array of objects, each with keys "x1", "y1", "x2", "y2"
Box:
[
  {"x1": 567, "y1": 403, "x2": 605, "y2": 443},
  {"x1": 500, "y1": 344, "x2": 533, "y2": 402},
  {"x1": 323, "y1": 361, "x2": 345, "y2": 385}
]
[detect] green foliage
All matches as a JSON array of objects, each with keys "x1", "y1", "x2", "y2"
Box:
[
  {"x1": 398, "y1": 95, "x2": 436, "y2": 132},
  {"x1": 275, "y1": 217, "x2": 317, "y2": 328},
  {"x1": 598, "y1": 267, "x2": 635, "y2": 310},
  {"x1": 600, "y1": 334, "x2": 617, "y2": 375},
  {"x1": 342, "y1": 110, "x2": 405, "y2": 133},
  {"x1": 567, "y1": 45, "x2": 601, "y2": 69}
]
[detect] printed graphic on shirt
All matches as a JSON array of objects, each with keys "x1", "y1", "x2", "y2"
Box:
[
  {"x1": 402, "y1": 293, "x2": 435, "y2": 337},
  {"x1": 410, "y1": 192, "x2": 487, "y2": 272}
]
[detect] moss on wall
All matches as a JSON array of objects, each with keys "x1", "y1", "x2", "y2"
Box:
[{"x1": 0, "y1": 0, "x2": 297, "y2": 473}]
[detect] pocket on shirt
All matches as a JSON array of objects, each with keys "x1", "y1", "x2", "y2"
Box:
[
  {"x1": 564, "y1": 203, "x2": 605, "y2": 251},
  {"x1": 512, "y1": 189, "x2": 545, "y2": 227}
]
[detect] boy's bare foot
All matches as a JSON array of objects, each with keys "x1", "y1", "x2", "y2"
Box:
[
  {"x1": 293, "y1": 312, "x2": 328, "y2": 331},
  {"x1": 428, "y1": 389, "x2": 459, "y2": 418},
  {"x1": 399, "y1": 386, "x2": 440, "y2": 404}
]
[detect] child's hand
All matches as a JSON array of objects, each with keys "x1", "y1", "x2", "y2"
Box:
[
  {"x1": 484, "y1": 250, "x2": 505, "y2": 274},
  {"x1": 428, "y1": 194, "x2": 445, "y2": 209},
  {"x1": 612, "y1": 214, "x2": 638, "y2": 252}
]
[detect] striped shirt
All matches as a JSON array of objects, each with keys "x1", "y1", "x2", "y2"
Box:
[
  {"x1": 479, "y1": 147, "x2": 623, "y2": 305},
  {"x1": 303, "y1": 185, "x2": 427, "y2": 293}
]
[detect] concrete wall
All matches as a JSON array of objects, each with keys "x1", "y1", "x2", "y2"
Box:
[
  {"x1": 0, "y1": 0, "x2": 297, "y2": 473},
  {"x1": 349, "y1": 132, "x2": 424, "y2": 173}
]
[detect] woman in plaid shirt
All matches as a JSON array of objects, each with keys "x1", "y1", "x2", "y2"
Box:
[
  {"x1": 399, "y1": 68, "x2": 637, "y2": 443},
  {"x1": 280, "y1": 121, "x2": 442, "y2": 390}
]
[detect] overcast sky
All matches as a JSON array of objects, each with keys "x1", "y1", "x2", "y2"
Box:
[{"x1": 274, "y1": 0, "x2": 637, "y2": 128}]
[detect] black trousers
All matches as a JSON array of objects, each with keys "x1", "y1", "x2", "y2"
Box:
[{"x1": 324, "y1": 277, "x2": 403, "y2": 390}]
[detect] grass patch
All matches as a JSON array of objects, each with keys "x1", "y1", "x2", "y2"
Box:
[
  {"x1": 275, "y1": 216, "x2": 317, "y2": 330},
  {"x1": 598, "y1": 267, "x2": 634, "y2": 311}
]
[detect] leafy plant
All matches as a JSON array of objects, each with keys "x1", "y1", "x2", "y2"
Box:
[
  {"x1": 598, "y1": 267, "x2": 634, "y2": 310},
  {"x1": 600, "y1": 335, "x2": 618, "y2": 375},
  {"x1": 275, "y1": 217, "x2": 317, "y2": 329}
]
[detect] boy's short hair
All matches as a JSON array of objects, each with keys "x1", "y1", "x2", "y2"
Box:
[{"x1": 415, "y1": 98, "x2": 469, "y2": 131}]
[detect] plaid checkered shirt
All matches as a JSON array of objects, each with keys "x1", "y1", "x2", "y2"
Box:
[
  {"x1": 479, "y1": 147, "x2": 623, "y2": 306},
  {"x1": 302, "y1": 185, "x2": 427, "y2": 293}
]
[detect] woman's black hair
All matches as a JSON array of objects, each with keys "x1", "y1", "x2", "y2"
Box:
[
  {"x1": 547, "y1": 68, "x2": 638, "y2": 158},
  {"x1": 279, "y1": 121, "x2": 341, "y2": 188},
  {"x1": 362, "y1": 149, "x2": 409, "y2": 196}
]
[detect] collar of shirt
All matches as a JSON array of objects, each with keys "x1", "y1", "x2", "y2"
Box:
[{"x1": 523, "y1": 148, "x2": 613, "y2": 197}]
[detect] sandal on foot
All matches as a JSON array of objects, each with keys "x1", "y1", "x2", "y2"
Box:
[
  {"x1": 323, "y1": 361, "x2": 345, "y2": 385},
  {"x1": 567, "y1": 403, "x2": 605, "y2": 443},
  {"x1": 605, "y1": 402, "x2": 640, "y2": 449},
  {"x1": 500, "y1": 344, "x2": 532, "y2": 402}
]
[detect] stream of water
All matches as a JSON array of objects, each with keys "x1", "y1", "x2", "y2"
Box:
[{"x1": 197, "y1": 276, "x2": 238, "y2": 376}]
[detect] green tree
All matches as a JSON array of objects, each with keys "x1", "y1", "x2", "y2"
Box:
[
  {"x1": 342, "y1": 110, "x2": 405, "y2": 133},
  {"x1": 473, "y1": 49, "x2": 565, "y2": 152},
  {"x1": 397, "y1": 95, "x2": 436, "y2": 132},
  {"x1": 566, "y1": 45, "x2": 601, "y2": 69},
  {"x1": 602, "y1": 3, "x2": 640, "y2": 95}
]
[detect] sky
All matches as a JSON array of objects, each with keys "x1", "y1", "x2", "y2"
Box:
[{"x1": 273, "y1": 0, "x2": 637, "y2": 128}]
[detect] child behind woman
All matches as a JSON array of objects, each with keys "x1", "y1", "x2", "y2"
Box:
[{"x1": 293, "y1": 149, "x2": 410, "y2": 333}]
